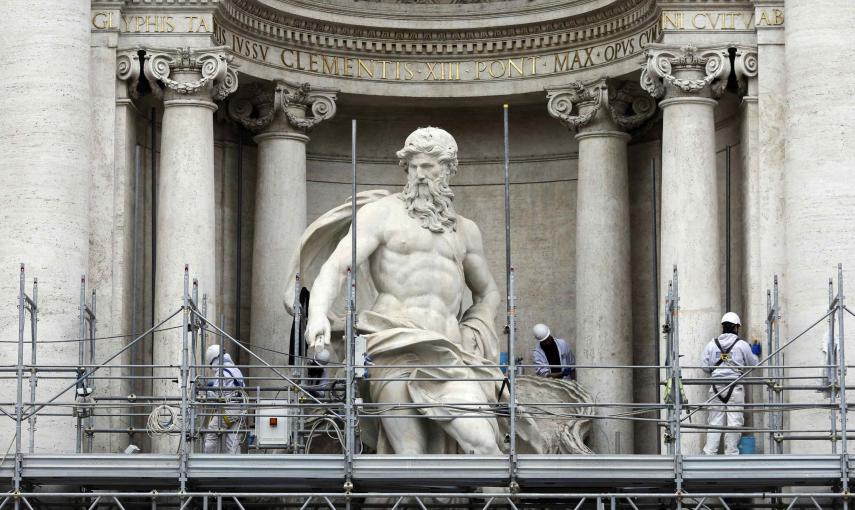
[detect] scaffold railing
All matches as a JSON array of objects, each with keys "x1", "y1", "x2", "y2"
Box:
[{"x1": 2, "y1": 262, "x2": 854, "y2": 509}]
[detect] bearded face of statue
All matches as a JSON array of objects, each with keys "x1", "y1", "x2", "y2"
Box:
[{"x1": 400, "y1": 152, "x2": 457, "y2": 233}]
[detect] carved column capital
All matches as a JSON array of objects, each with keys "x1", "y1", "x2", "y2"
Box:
[
  {"x1": 142, "y1": 47, "x2": 239, "y2": 103},
  {"x1": 640, "y1": 44, "x2": 731, "y2": 100},
  {"x1": 733, "y1": 45, "x2": 758, "y2": 97},
  {"x1": 547, "y1": 78, "x2": 656, "y2": 134},
  {"x1": 228, "y1": 81, "x2": 338, "y2": 135},
  {"x1": 116, "y1": 49, "x2": 141, "y2": 99}
]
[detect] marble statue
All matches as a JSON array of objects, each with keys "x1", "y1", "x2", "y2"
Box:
[{"x1": 286, "y1": 127, "x2": 588, "y2": 455}]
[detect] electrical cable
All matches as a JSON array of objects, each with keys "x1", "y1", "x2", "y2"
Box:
[
  {"x1": 0, "y1": 325, "x2": 184, "y2": 344},
  {"x1": 146, "y1": 404, "x2": 182, "y2": 437}
]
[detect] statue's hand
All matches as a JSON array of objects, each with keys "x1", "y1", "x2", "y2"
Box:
[{"x1": 305, "y1": 315, "x2": 331, "y2": 351}]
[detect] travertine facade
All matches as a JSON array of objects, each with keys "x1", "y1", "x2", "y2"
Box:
[{"x1": 1, "y1": 0, "x2": 853, "y2": 459}]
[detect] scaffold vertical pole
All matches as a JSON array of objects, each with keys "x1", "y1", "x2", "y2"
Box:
[
  {"x1": 508, "y1": 267, "x2": 518, "y2": 487},
  {"x1": 88, "y1": 288, "x2": 96, "y2": 453},
  {"x1": 766, "y1": 287, "x2": 775, "y2": 454},
  {"x1": 772, "y1": 275, "x2": 782, "y2": 455},
  {"x1": 830, "y1": 277, "x2": 838, "y2": 455},
  {"x1": 502, "y1": 104, "x2": 512, "y2": 353},
  {"x1": 27, "y1": 277, "x2": 38, "y2": 454},
  {"x1": 77, "y1": 275, "x2": 85, "y2": 453},
  {"x1": 180, "y1": 265, "x2": 190, "y2": 494},
  {"x1": 837, "y1": 264, "x2": 849, "y2": 502},
  {"x1": 671, "y1": 266, "x2": 683, "y2": 506},
  {"x1": 15, "y1": 265, "x2": 25, "y2": 505},
  {"x1": 344, "y1": 117, "x2": 358, "y2": 500},
  {"x1": 189, "y1": 282, "x2": 199, "y2": 453},
  {"x1": 293, "y1": 274, "x2": 303, "y2": 450}
]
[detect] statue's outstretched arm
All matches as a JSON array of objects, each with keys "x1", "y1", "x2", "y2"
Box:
[
  {"x1": 305, "y1": 202, "x2": 385, "y2": 349},
  {"x1": 461, "y1": 218, "x2": 500, "y2": 314}
]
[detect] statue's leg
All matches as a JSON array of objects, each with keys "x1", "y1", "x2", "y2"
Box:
[
  {"x1": 431, "y1": 380, "x2": 503, "y2": 455},
  {"x1": 375, "y1": 380, "x2": 429, "y2": 454},
  {"x1": 443, "y1": 415, "x2": 503, "y2": 455}
]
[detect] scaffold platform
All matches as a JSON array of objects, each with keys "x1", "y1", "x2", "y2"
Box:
[{"x1": 0, "y1": 453, "x2": 847, "y2": 491}]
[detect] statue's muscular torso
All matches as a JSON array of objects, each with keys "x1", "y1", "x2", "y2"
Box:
[
  {"x1": 305, "y1": 189, "x2": 497, "y2": 353},
  {"x1": 367, "y1": 195, "x2": 468, "y2": 344}
]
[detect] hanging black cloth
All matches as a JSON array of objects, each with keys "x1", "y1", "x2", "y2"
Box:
[
  {"x1": 541, "y1": 337, "x2": 562, "y2": 374},
  {"x1": 288, "y1": 287, "x2": 310, "y2": 366}
]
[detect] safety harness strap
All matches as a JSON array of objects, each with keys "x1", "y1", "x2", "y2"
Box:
[{"x1": 711, "y1": 337, "x2": 742, "y2": 404}]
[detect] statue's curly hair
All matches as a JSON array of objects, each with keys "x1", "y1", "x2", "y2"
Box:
[{"x1": 396, "y1": 126, "x2": 458, "y2": 177}]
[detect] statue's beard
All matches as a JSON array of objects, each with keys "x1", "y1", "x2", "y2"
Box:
[{"x1": 400, "y1": 173, "x2": 457, "y2": 233}]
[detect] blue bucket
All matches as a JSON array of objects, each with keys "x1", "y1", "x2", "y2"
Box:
[
  {"x1": 499, "y1": 352, "x2": 509, "y2": 374},
  {"x1": 738, "y1": 435, "x2": 756, "y2": 454}
]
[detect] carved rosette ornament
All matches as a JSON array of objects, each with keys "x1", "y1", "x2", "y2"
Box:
[
  {"x1": 142, "y1": 47, "x2": 239, "y2": 102},
  {"x1": 546, "y1": 78, "x2": 656, "y2": 133},
  {"x1": 116, "y1": 50, "x2": 141, "y2": 99},
  {"x1": 228, "y1": 80, "x2": 338, "y2": 134},
  {"x1": 640, "y1": 44, "x2": 731, "y2": 99}
]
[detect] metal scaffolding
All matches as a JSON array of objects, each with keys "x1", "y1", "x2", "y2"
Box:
[
  {"x1": 0, "y1": 261, "x2": 853, "y2": 509},
  {"x1": 2, "y1": 122, "x2": 853, "y2": 508}
]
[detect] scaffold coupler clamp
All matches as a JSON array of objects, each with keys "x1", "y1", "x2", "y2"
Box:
[
  {"x1": 344, "y1": 480, "x2": 354, "y2": 499},
  {"x1": 674, "y1": 489, "x2": 686, "y2": 502},
  {"x1": 842, "y1": 490, "x2": 850, "y2": 501},
  {"x1": 509, "y1": 480, "x2": 520, "y2": 498}
]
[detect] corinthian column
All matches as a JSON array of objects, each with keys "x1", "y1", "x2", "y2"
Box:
[
  {"x1": 641, "y1": 45, "x2": 742, "y2": 453},
  {"x1": 143, "y1": 47, "x2": 238, "y2": 452},
  {"x1": 547, "y1": 79, "x2": 655, "y2": 454},
  {"x1": 229, "y1": 82, "x2": 336, "y2": 376}
]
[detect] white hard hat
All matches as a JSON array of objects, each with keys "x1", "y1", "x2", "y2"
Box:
[
  {"x1": 721, "y1": 312, "x2": 741, "y2": 326},
  {"x1": 533, "y1": 323, "x2": 551, "y2": 341},
  {"x1": 205, "y1": 344, "x2": 223, "y2": 365}
]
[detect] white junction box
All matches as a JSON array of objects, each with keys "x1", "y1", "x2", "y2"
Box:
[{"x1": 255, "y1": 399, "x2": 290, "y2": 448}]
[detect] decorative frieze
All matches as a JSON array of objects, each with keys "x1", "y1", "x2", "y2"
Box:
[
  {"x1": 142, "y1": 47, "x2": 238, "y2": 101},
  {"x1": 546, "y1": 78, "x2": 656, "y2": 133},
  {"x1": 228, "y1": 81, "x2": 338, "y2": 133}
]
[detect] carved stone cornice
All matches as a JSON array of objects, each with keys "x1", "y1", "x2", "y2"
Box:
[
  {"x1": 116, "y1": 50, "x2": 142, "y2": 99},
  {"x1": 547, "y1": 78, "x2": 656, "y2": 133},
  {"x1": 219, "y1": 0, "x2": 656, "y2": 58},
  {"x1": 228, "y1": 81, "x2": 338, "y2": 134},
  {"x1": 640, "y1": 44, "x2": 731, "y2": 100},
  {"x1": 142, "y1": 46, "x2": 239, "y2": 102}
]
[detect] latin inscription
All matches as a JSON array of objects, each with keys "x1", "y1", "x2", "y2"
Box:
[
  {"x1": 91, "y1": 11, "x2": 212, "y2": 33},
  {"x1": 661, "y1": 9, "x2": 783, "y2": 31},
  {"x1": 213, "y1": 24, "x2": 660, "y2": 82}
]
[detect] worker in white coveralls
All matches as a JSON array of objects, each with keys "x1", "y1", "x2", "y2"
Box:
[
  {"x1": 203, "y1": 344, "x2": 245, "y2": 454},
  {"x1": 532, "y1": 323, "x2": 576, "y2": 380},
  {"x1": 702, "y1": 312, "x2": 759, "y2": 455}
]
